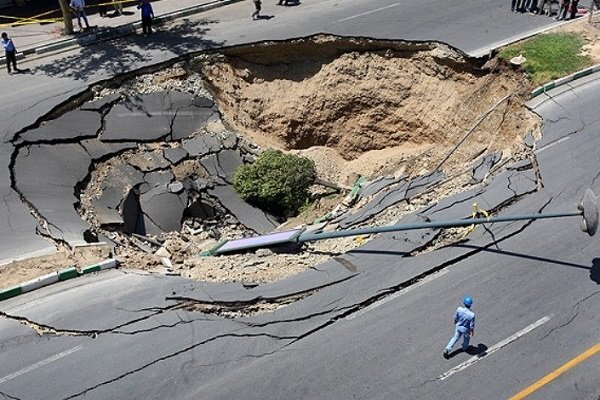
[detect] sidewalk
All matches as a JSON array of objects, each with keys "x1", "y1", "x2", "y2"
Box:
[{"x1": 1, "y1": 0, "x2": 243, "y2": 57}]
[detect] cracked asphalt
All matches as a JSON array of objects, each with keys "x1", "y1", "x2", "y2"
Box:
[{"x1": 1, "y1": 0, "x2": 599, "y2": 398}]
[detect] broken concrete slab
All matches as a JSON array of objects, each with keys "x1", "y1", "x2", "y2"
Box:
[
  {"x1": 20, "y1": 110, "x2": 102, "y2": 143},
  {"x1": 93, "y1": 200, "x2": 124, "y2": 226},
  {"x1": 338, "y1": 181, "x2": 409, "y2": 228},
  {"x1": 144, "y1": 170, "x2": 175, "y2": 188},
  {"x1": 182, "y1": 133, "x2": 222, "y2": 156},
  {"x1": 14, "y1": 143, "x2": 93, "y2": 245},
  {"x1": 217, "y1": 149, "x2": 244, "y2": 184},
  {"x1": 471, "y1": 152, "x2": 501, "y2": 184},
  {"x1": 171, "y1": 108, "x2": 217, "y2": 141},
  {"x1": 127, "y1": 150, "x2": 171, "y2": 172},
  {"x1": 163, "y1": 147, "x2": 188, "y2": 164},
  {"x1": 201, "y1": 154, "x2": 226, "y2": 186},
  {"x1": 404, "y1": 170, "x2": 445, "y2": 200},
  {"x1": 359, "y1": 176, "x2": 403, "y2": 200},
  {"x1": 507, "y1": 158, "x2": 533, "y2": 171},
  {"x1": 102, "y1": 93, "x2": 174, "y2": 142},
  {"x1": 98, "y1": 186, "x2": 124, "y2": 210},
  {"x1": 80, "y1": 93, "x2": 122, "y2": 111},
  {"x1": 208, "y1": 185, "x2": 278, "y2": 234},
  {"x1": 80, "y1": 139, "x2": 137, "y2": 160},
  {"x1": 221, "y1": 132, "x2": 238, "y2": 149},
  {"x1": 168, "y1": 181, "x2": 184, "y2": 193},
  {"x1": 140, "y1": 184, "x2": 187, "y2": 234}
]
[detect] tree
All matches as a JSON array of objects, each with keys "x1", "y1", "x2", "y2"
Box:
[
  {"x1": 234, "y1": 150, "x2": 316, "y2": 216},
  {"x1": 58, "y1": 0, "x2": 74, "y2": 34}
]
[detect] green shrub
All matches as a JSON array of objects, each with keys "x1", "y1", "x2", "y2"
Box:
[
  {"x1": 499, "y1": 32, "x2": 592, "y2": 85},
  {"x1": 234, "y1": 150, "x2": 316, "y2": 216}
]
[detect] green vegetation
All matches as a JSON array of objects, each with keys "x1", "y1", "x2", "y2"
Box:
[
  {"x1": 499, "y1": 32, "x2": 592, "y2": 85},
  {"x1": 234, "y1": 150, "x2": 316, "y2": 216}
]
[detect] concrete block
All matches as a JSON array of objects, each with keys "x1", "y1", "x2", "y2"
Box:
[
  {"x1": 58, "y1": 267, "x2": 80, "y2": 281},
  {"x1": 0, "y1": 285, "x2": 22, "y2": 301},
  {"x1": 20, "y1": 272, "x2": 59, "y2": 293}
]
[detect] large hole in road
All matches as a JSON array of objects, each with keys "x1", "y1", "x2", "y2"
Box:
[{"x1": 11, "y1": 35, "x2": 541, "y2": 289}]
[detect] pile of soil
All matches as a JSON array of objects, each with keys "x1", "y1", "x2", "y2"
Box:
[{"x1": 199, "y1": 36, "x2": 538, "y2": 184}]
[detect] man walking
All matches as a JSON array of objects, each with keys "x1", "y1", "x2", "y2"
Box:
[
  {"x1": 252, "y1": 0, "x2": 262, "y2": 20},
  {"x1": 1, "y1": 32, "x2": 18, "y2": 74},
  {"x1": 443, "y1": 296, "x2": 475, "y2": 359}
]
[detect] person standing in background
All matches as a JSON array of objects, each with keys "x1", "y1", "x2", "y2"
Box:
[{"x1": 138, "y1": 0, "x2": 154, "y2": 35}]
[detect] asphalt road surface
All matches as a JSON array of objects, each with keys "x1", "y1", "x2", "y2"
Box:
[{"x1": 1, "y1": 0, "x2": 599, "y2": 399}]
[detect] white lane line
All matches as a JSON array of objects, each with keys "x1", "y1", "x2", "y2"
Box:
[
  {"x1": 346, "y1": 270, "x2": 448, "y2": 321},
  {"x1": 439, "y1": 315, "x2": 552, "y2": 380},
  {"x1": 0, "y1": 345, "x2": 83, "y2": 385},
  {"x1": 336, "y1": 3, "x2": 400, "y2": 22}
]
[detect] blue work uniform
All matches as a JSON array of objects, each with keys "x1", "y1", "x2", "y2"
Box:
[{"x1": 445, "y1": 306, "x2": 475, "y2": 352}]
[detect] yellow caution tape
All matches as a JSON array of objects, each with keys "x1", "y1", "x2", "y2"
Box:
[{"x1": 459, "y1": 202, "x2": 491, "y2": 240}]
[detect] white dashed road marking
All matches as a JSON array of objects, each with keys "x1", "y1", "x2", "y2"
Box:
[
  {"x1": 0, "y1": 345, "x2": 83, "y2": 385},
  {"x1": 439, "y1": 315, "x2": 552, "y2": 380}
]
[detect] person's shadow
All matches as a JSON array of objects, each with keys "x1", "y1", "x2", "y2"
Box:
[
  {"x1": 591, "y1": 258, "x2": 600, "y2": 284},
  {"x1": 446, "y1": 343, "x2": 488, "y2": 359},
  {"x1": 256, "y1": 15, "x2": 275, "y2": 20}
]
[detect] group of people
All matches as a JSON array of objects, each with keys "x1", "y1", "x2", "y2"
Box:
[
  {"x1": 69, "y1": 0, "x2": 154, "y2": 35},
  {"x1": 511, "y1": 0, "x2": 580, "y2": 20}
]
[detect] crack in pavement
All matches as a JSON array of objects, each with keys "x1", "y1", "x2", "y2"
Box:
[
  {"x1": 539, "y1": 290, "x2": 600, "y2": 341},
  {"x1": 282, "y1": 198, "x2": 554, "y2": 352},
  {"x1": 60, "y1": 331, "x2": 297, "y2": 400},
  {"x1": 0, "y1": 389, "x2": 22, "y2": 400}
]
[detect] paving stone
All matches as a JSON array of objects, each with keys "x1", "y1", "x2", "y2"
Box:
[
  {"x1": 80, "y1": 93, "x2": 122, "y2": 111},
  {"x1": 80, "y1": 139, "x2": 137, "y2": 160},
  {"x1": 20, "y1": 110, "x2": 102, "y2": 143},
  {"x1": 208, "y1": 185, "x2": 278, "y2": 233},
  {"x1": 163, "y1": 147, "x2": 188, "y2": 164}
]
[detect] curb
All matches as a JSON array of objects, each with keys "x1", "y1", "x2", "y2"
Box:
[
  {"x1": 0, "y1": 258, "x2": 118, "y2": 302},
  {"x1": 17, "y1": 0, "x2": 243, "y2": 57},
  {"x1": 531, "y1": 64, "x2": 600, "y2": 98}
]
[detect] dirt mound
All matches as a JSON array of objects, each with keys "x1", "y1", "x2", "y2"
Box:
[{"x1": 199, "y1": 36, "x2": 539, "y2": 181}]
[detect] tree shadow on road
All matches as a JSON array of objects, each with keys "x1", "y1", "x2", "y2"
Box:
[{"x1": 33, "y1": 18, "x2": 224, "y2": 81}]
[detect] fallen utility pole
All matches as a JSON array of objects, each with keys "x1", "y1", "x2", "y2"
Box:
[{"x1": 298, "y1": 189, "x2": 597, "y2": 242}]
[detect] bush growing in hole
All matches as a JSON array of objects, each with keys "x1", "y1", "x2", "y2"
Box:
[{"x1": 234, "y1": 150, "x2": 316, "y2": 216}]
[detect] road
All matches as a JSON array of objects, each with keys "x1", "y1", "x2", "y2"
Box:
[{"x1": 1, "y1": 0, "x2": 599, "y2": 399}]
